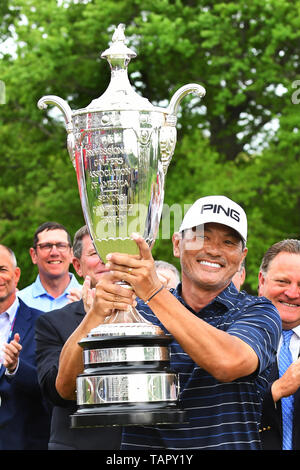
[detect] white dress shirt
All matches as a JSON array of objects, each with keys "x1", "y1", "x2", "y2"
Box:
[
  {"x1": 0, "y1": 297, "x2": 19, "y2": 364},
  {"x1": 277, "y1": 325, "x2": 300, "y2": 363}
]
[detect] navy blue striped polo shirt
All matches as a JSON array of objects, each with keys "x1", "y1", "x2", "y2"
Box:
[{"x1": 121, "y1": 282, "x2": 281, "y2": 450}]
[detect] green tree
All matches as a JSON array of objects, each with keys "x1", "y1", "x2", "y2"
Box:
[{"x1": 0, "y1": 0, "x2": 300, "y2": 291}]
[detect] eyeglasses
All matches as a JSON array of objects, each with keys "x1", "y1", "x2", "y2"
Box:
[{"x1": 36, "y1": 243, "x2": 70, "y2": 253}]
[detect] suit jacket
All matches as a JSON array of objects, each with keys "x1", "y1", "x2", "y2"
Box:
[
  {"x1": 0, "y1": 299, "x2": 50, "y2": 450},
  {"x1": 35, "y1": 299, "x2": 121, "y2": 450},
  {"x1": 260, "y1": 359, "x2": 300, "y2": 449}
]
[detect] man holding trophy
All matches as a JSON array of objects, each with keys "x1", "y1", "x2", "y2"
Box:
[
  {"x1": 38, "y1": 25, "x2": 281, "y2": 450},
  {"x1": 55, "y1": 195, "x2": 281, "y2": 450}
]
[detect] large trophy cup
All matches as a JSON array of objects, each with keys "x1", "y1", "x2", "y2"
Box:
[{"x1": 38, "y1": 24, "x2": 205, "y2": 427}]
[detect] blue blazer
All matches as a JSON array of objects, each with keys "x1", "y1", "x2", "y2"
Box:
[
  {"x1": 260, "y1": 359, "x2": 300, "y2": 450},
  {"x1": 35, "y1": 299, "x2": 121, "y2": 450},
  {"x1": 0, "y1": 299, "x2": 50, "y2": 450}
]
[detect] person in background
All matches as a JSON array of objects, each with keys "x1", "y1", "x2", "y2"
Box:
[
  {"x1": 232, "y1": 259, "x2": 246, "y2": 291},
  {"x1": 155, "y1": 260, "x2": 180, "y2": 289},
  {"x1": 0, "y1": 244, "x2": 50, "y2": 449},
  {"x1": 54, "y1": 195, "x2": 281, "y2": 450},
  {"x1": 35, "y1": 225, "x2": 121, "y2": 450},
  {"x1": 259, "y1": 239, "x2": 300, "y2": 450},
  {"x1": 18, "y1": 221, "x2": 81, "y2": 311},
  {"x1": 67, "y1": 257, "x2": 180, "y2": 303}
]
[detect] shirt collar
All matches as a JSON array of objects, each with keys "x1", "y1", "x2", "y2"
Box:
[
  {"x1": 172, "y1": 282, "x2": 236, "y2": 313},
  {"x1": 32, "y1": 275, "x2": 47, "y2": 298},
  {"x1": 291, "y1": 324, "x2": 300, "y2": 338},
  {"x1": 6, "y1": 297, "x2": 19, "y2": 322},
  {"x1": 214, "y1": 281, "x2": 240, "y2": 307},
  {"x1": 32, "y1": 273, "x2": 80, "y2": 298}
]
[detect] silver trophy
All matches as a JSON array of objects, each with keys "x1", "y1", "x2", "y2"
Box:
[{"x1": 38, "y1": 24, "x2": 205, "y2": 427}]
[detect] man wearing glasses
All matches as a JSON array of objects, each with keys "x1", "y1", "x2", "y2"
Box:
[{"x1": 18, "y1": 222, "x2": 81, "y2": 311}]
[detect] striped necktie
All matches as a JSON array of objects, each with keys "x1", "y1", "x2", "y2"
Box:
[{"x1": 278, "y1": 329, "x2": 294, "y2": 450}]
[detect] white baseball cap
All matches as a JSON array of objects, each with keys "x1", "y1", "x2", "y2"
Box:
[{"x1": 179, "y1": 195, "x2": 247, "y2": 243}]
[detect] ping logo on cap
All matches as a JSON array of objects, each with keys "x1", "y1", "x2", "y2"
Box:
[{"x1": 200, "y1": 204, "x2": 240, "y2": 222}]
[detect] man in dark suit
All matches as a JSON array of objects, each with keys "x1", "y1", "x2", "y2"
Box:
[
  {"x1": 0, "y1": 244, "x2": 50, "y2": 450},
  {"x1": 259, "y1": 239, "x2": 300, "y2": 450},
  {"x1": 35, "y1": 226, "x2": 121, "y2": 450}
]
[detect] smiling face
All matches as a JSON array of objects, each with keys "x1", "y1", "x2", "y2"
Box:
[
  {"x1": 173, "y1": 222, "x2": 247, "y2": 294},
  {"x1": 29, "y1": 229, "x2": 72, "y2": 282},
  {"x1": 72, "y1": 235, "x2": 110, "y2": 288},
  {"x1": 0, "y1": 246, "x2": 21, "y2": 312},
  {"x1": 259, "y1": 252, "x2": 300, "y2": 329}
]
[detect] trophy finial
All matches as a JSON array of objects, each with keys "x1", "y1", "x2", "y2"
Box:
[
  {"x1": 101, "y1": 23, "x2": 136, "y2": 63},
  {"x1": 112, "y1": 23, "x2": 126, "y2": 42}
]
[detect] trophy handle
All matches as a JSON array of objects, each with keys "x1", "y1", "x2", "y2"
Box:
[
  {"x1": 166, "y1": 83, "x2": 206, "y2": 122},
  {"x1": 37, "y1": 95, "x2": 76, "y2": 168},
  {"x1": 159, "y1": 84, "x2": 206, "y2": 173}
]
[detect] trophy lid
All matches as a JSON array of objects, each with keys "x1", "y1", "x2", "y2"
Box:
[{"x1": 82, "y1": 24, "x2": 153, "y2": 112}]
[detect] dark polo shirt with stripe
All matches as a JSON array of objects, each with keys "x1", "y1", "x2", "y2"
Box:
[{"x1": 121, "y1": 282, "x2": 281, "y2": 450}]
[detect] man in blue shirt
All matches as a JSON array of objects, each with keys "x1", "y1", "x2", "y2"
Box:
[
  {"x1": 18, "y1": 222, "x2": 81, "y2": 311},
  {"x1": 55, "y1": 195, "x2": 281, "y2": 450},
  {"x1": 35, "y1": 225, "x2": 121, "y2": 450}
]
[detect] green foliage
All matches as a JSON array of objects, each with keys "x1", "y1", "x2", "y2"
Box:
[{"x1": 1, "y1": 0, "x2": 300, "y2": 292}]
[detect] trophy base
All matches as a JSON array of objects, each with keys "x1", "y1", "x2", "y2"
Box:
[
  {"x1": 70, "y1": 403, "x2": 187, "y2": 428},
  {"x1": 73, "y1": 329, "x2": 187, "y2": 428}
]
